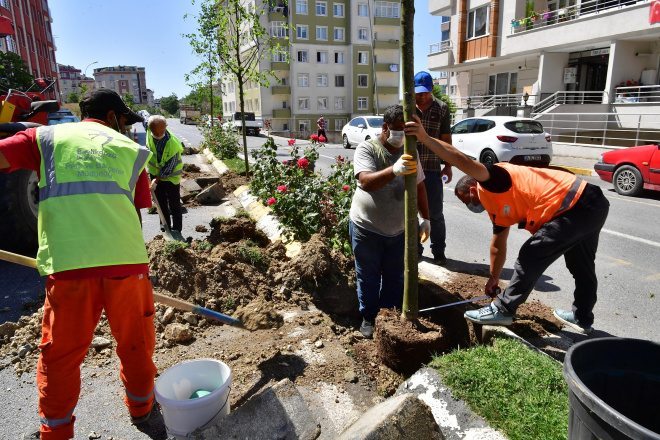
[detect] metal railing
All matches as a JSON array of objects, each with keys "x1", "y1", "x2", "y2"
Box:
[
  {"x1": 429, "y1": 40, "x2": 451, "y2": 55},
  {"x1": 451, "y1": 93, "x2": 532, "y2": 108},
  {"x1": 614, "y1": 85, "x2": 660, "y2": 103},
  {"x1": 533, "y1": 112, "x2": 660, "y2": 147},
  {"x1": 532, "y1": 91, "x2": 607, "y2": 114},
  {"x1": 510, "y1": 0, "x2": 647, "y2": 35}
]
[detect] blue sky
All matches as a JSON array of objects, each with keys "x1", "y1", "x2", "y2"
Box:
[{"x1": 50, "y1": 0, "x2": 443, "y2": 99}]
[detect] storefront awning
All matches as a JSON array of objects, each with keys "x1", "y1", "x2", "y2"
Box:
[{"x1": 0, "y1": 16, "x2": 14, "y2": 37}]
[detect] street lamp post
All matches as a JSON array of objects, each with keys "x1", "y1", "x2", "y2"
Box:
[{"x1": 83, "y1": 61, "x2": 98, "y2": 79}]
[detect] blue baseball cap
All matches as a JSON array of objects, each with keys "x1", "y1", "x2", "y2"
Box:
[{"x1": 414, "y1": 71, "x2": 433, "y2": 93}]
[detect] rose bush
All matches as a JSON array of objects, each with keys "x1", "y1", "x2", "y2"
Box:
[
  {"x1": 250, "y1": 138, "x2": 355, "y2": 253},
  {"x1": 200, "y1": 124, "x2": 239, "y2": 159}
]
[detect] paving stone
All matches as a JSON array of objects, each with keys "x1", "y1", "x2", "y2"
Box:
[{"x1": 195, "y1": 183, "x2": 224, "y2": 205}]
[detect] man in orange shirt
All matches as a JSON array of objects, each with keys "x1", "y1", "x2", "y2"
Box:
[
  {"x1": 406, "y1": 116, "x2": 609, "y2": 334},
  {"x1": 0, "y1": 89, "x2": 157, "y2": 439}
]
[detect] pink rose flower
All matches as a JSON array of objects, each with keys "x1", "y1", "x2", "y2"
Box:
[
  {"x1": 319, "y1": 135, "x2": 326, "y2": 143},
  {"x1": 288, "y1": 139, "x2": 296, "y2": 146},
  {"x1": 310, "y1": 134, "x2": 319, "y2": 142},
  {"x1": 277, "y1": 185, "x2": 287, "y2": 193},
  {"x1": 297, "y1": 157, "x2": 310, "y2": 169},
  {"x1": 267, "y1": 197, "x2": 276, "y2": 206},
  {"x1": 342, "y1": 184, "x2": 350, "y2": 192}
]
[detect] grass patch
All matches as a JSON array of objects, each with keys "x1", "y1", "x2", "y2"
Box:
[
  {"x1": 234, "y1": 207, "x2": 251, "y2": 219},
  {"x1": 237, "y1": 239, "x2": 268, "y2": 269},
  {"x1": 224, "y1": 157, "x2": 247, "y2": 175},
  {"x1": 163, "y1": 240, "x2": 189, "y2": 256},
  {"x1": 430, "y1": 337, "x2": 568, "y2": 440}
]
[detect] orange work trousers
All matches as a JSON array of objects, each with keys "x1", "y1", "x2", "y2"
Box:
[{"x1": 36, "y1": 274, "x2": 157, "y2": 440}]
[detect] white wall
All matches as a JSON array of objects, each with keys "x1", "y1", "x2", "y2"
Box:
[{"x1": 538, "y1": 52, "x2": 569, "y2": 96}]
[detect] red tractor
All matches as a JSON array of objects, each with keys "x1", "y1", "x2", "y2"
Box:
[{"x1": 0, "y1": 78, "x2": 60, "y2": 253}]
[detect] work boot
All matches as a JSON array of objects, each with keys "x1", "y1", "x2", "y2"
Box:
[
  {"x1": 464, "y1": 302, "x2": 513, "y2": 325},
  {"x1": 433, "y1": 252, "x2": 447, "y2": 266},
  {"x1": 131, "y1": 403, "x2": 159, "y2": 426},
  {"x1": 360, "y1": 319, "x2": 374, "y2": 339},
  {"x1": 21, "y1": 430, "x2": 40, "y2": 439},
  {"x1": 553, "y1": 309, "x2": 593, "y2": 334}
]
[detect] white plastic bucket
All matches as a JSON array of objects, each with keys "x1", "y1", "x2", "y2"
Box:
[{"x1": 154, "y1": 358, "x2": 232, "y2": 438}]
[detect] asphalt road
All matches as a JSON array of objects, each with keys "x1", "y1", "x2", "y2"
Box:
[{"x1": 0, "y1": 119, "x2": 657, "y2": 345}]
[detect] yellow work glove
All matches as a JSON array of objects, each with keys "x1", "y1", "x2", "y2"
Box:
[
  {"x1": 392, "y1": 154, "x2": 416, "y2": 176},
  {"x1": 419, "y1": 219, "x2": 431, "y2": 243}
]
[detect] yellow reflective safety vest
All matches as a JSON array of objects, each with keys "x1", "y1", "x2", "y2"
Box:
[
  {"x1": 146, "y1": 130, "x2": 184, "y2": 184},
  {"x1": 35, "y1": 121, "x2": 152, "y2": 276}
]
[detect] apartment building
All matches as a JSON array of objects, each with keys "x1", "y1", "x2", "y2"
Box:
[
  {"x1": 221, "y1": 0, "x2": 402, "y2": 140},
  {"x1": 57, "y1": 63, "x2": 83, "y2": 101},
  {"x1": 93, "y1": 66, "x2": 149, "y2": 104},
  {"x1": 0, "y1": 0, "x2": 59, "y2": 98},
  {"x1": 428, "y1": 0, "x2": 660, "y2": 108}
]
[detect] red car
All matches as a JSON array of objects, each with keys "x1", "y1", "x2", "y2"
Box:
[{"x1": 594, "y1": 143, "x2": 660, "y2": 196}]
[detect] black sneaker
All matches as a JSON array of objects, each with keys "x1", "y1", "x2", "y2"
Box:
[
  {"x1": 360, "y1": 319, "x2": 374, "y2": 339},
  {"x1": 433, "y1": 253, "x2": 447, "y2": 266}
]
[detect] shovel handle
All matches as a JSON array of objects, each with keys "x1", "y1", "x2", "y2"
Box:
[{"x1": 0, "y1": 249, "x2": 37, "y2": 268}]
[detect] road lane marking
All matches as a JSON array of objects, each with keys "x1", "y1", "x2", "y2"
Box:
[
  {"x1": 602, "y1": 228, "x2": 660, "y2": 248},
  {"x1": 603, "y1": 256, "x2": 633, "y2": 266},
  {"x1": 604, "y1": 194, "x2": 660, "y2": 208},
  {"x1": 645, "y1": 273, "x2": 660, "y2": 281}
]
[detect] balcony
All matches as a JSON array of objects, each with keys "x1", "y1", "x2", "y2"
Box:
[
  {"x1": 377, "y1": 86, "x2": 399, "y2": 95},
  {"x1": 374, "y1": 17, "x2": 399, "y2": 26},
  {"x1": 506, "y1": 0, "x2": 651, "y2": 54},
  {"x1": 271, "y1": 85, "x2": 290, "y2": 94},
  {"x1": 376, "y1": 63, "x2": 399, "y2": 72},
  {"x1": 271, "y1": 61, "x2": 290, "y2": 71},
  {"x1": 429, "y1": 0, "x2": 451, "y2": 15},
  {"x1": 268, "y1": 5, "x2": 288, "y2": 21},
  {"x1": 273, "y1": 108, "x2": 291, "y2": 118},
  {"x1": 374, "y1": 39, "x2": 399, "y2": 50},
  {"x1": 427, "y1": 41, "x2": 453, "y2": 70}
]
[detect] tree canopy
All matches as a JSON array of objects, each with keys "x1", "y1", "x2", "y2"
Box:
[{"x1": 0, "y1": 52, "x2": 34, "y2": 92}]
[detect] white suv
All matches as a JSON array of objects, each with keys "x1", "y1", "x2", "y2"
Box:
[{"x1": 451, "y1": 116, "x2": 553, "y2": 166}]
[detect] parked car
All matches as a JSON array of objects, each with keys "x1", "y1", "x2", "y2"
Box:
[
  {"x1": 47, "y1": 110, "x2": 80, "y2": 125},
  {"x1": 594, "y1": 143, "x2": 660, "y2": 196},
  {"x1": 450, "y1": 116, "x2": 553, "y2": 166},
  {"x1": 223, "y1": 112, "x2": 261, "y2": 136},
  {"x1": 342, "y1": 116, "x2": 384, "y2": 149}
]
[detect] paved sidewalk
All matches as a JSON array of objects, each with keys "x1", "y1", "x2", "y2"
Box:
[{"x1": 550, "y1": 155, "x2": 598, "y2": 176}]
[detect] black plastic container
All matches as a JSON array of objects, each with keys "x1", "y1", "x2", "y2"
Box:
[{"x1": 563, "y1": 337, "x2": 660, "y2": 440}]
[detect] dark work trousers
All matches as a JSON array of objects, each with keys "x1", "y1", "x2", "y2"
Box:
[
  {"x1": 154, "y1": 180, "x2": 183, "y2": 231},
  {"x1": 418, "y1": 170, "x2": 446, "y2": 258},
  {"x1": 494, "y1": 184, "x2": 610, "y2": 326}
]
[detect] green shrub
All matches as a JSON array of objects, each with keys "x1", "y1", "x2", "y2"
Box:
[
  {"x1": 250, "y1": 137, "x2": 356, "y2": 253},
  {"x1": 201, "y1": 124, "x2": 239, "y2": 159},
  {"x1": 196, "y1": 240, "x2": 213, "y2": 251}
]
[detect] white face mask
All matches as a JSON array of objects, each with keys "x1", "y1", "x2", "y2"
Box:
[
  {"x1": 152, "y1": 132, "x2": 166, "y2": 140},
  {"x1": 387, "y1": 129, "x2": 405, "y2": 148}
]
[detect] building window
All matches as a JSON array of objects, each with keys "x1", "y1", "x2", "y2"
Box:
[
  {"x1": 335, "y1": 75, "x2": 345, "y2": 87},
  {"x1": 298, "y1": 97, "x2": 310, "y2": 110},
  {"x1": 297, "y1": 50, "x2": 308, "y2": 62},
  {"x1": 270, "y1": 21, "x2": 287, "y2": 38},
  {"x1": 358, "y1": 28, "x2": 368, "y2": 41},
  {"x1": 333, "y1": 27, "x2": 345, "y2": 41},
  {"x1": 317, "y1": 51, "x2": 328, "y2": 63},
  {"x1": 316, "y1": 0, "x2": 327, "y2": 15},
  {"x1": 467, "y1": 5, "x2": 489, "y2": 39},
  {"x1": 335, "y1": 97, "x2": 345, "y2": 110},
  {"x1": 333, "y1": 2, "x2": 344, "y2": 17},
  {"x1": 316, "y1": 26, "x2": 328, "y2": 40},
  {"x1": 358, "y1": 3, "x2": 368, "y2": 16},
  {"x1": 358, "y1": 51, "x2": 369, "y2": 65},
  {"x1": 488, "y1": 72, "x2": 518, "y2": 95},
  {"x1": 449, "y1": 85, "x2": 456, "y2": 95},
  {"x1": 334, "y1": 51, "x2": 345, "y2": 64},
  {"x1": 334, "y1": 118, "x2": 346, "y2": 130},
  {"x1": 317, "y1": 74, "x2": 328, "y2": 87},
  {"x1": 272, "y1": 50, "x2": 288, "y2": 62},
  {"x1": 296, "y1": 0, "x2": 308, "y2": 14},
  {"x1": 358, "y1": 97, "x2": 368, "y2": 110},
  {"x1": 296, "y1": 24, "x2": 309, "y2": 39},
  {"x1": 299, "y1": 120, "x2": 310, "y2": 132},
  {"x1": 374, "y1": 1, "x2": 400, "y2": 18},
  {"x1": 283, "y1": 123, "x2": 289, "y2": 131},
  {"x1": 318, "y1": 97, "x2": 328, "y2": 110},
  {"x1": 297, "y1": 73, "x2": 309, "y2": 87},
  {"x1": 357, "y1": 75, "x2": 368, "y2": 88}
]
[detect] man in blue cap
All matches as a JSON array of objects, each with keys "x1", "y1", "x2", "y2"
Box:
[{"x1": 414, "y1": 71, "x2": 453, "y2": 265}]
